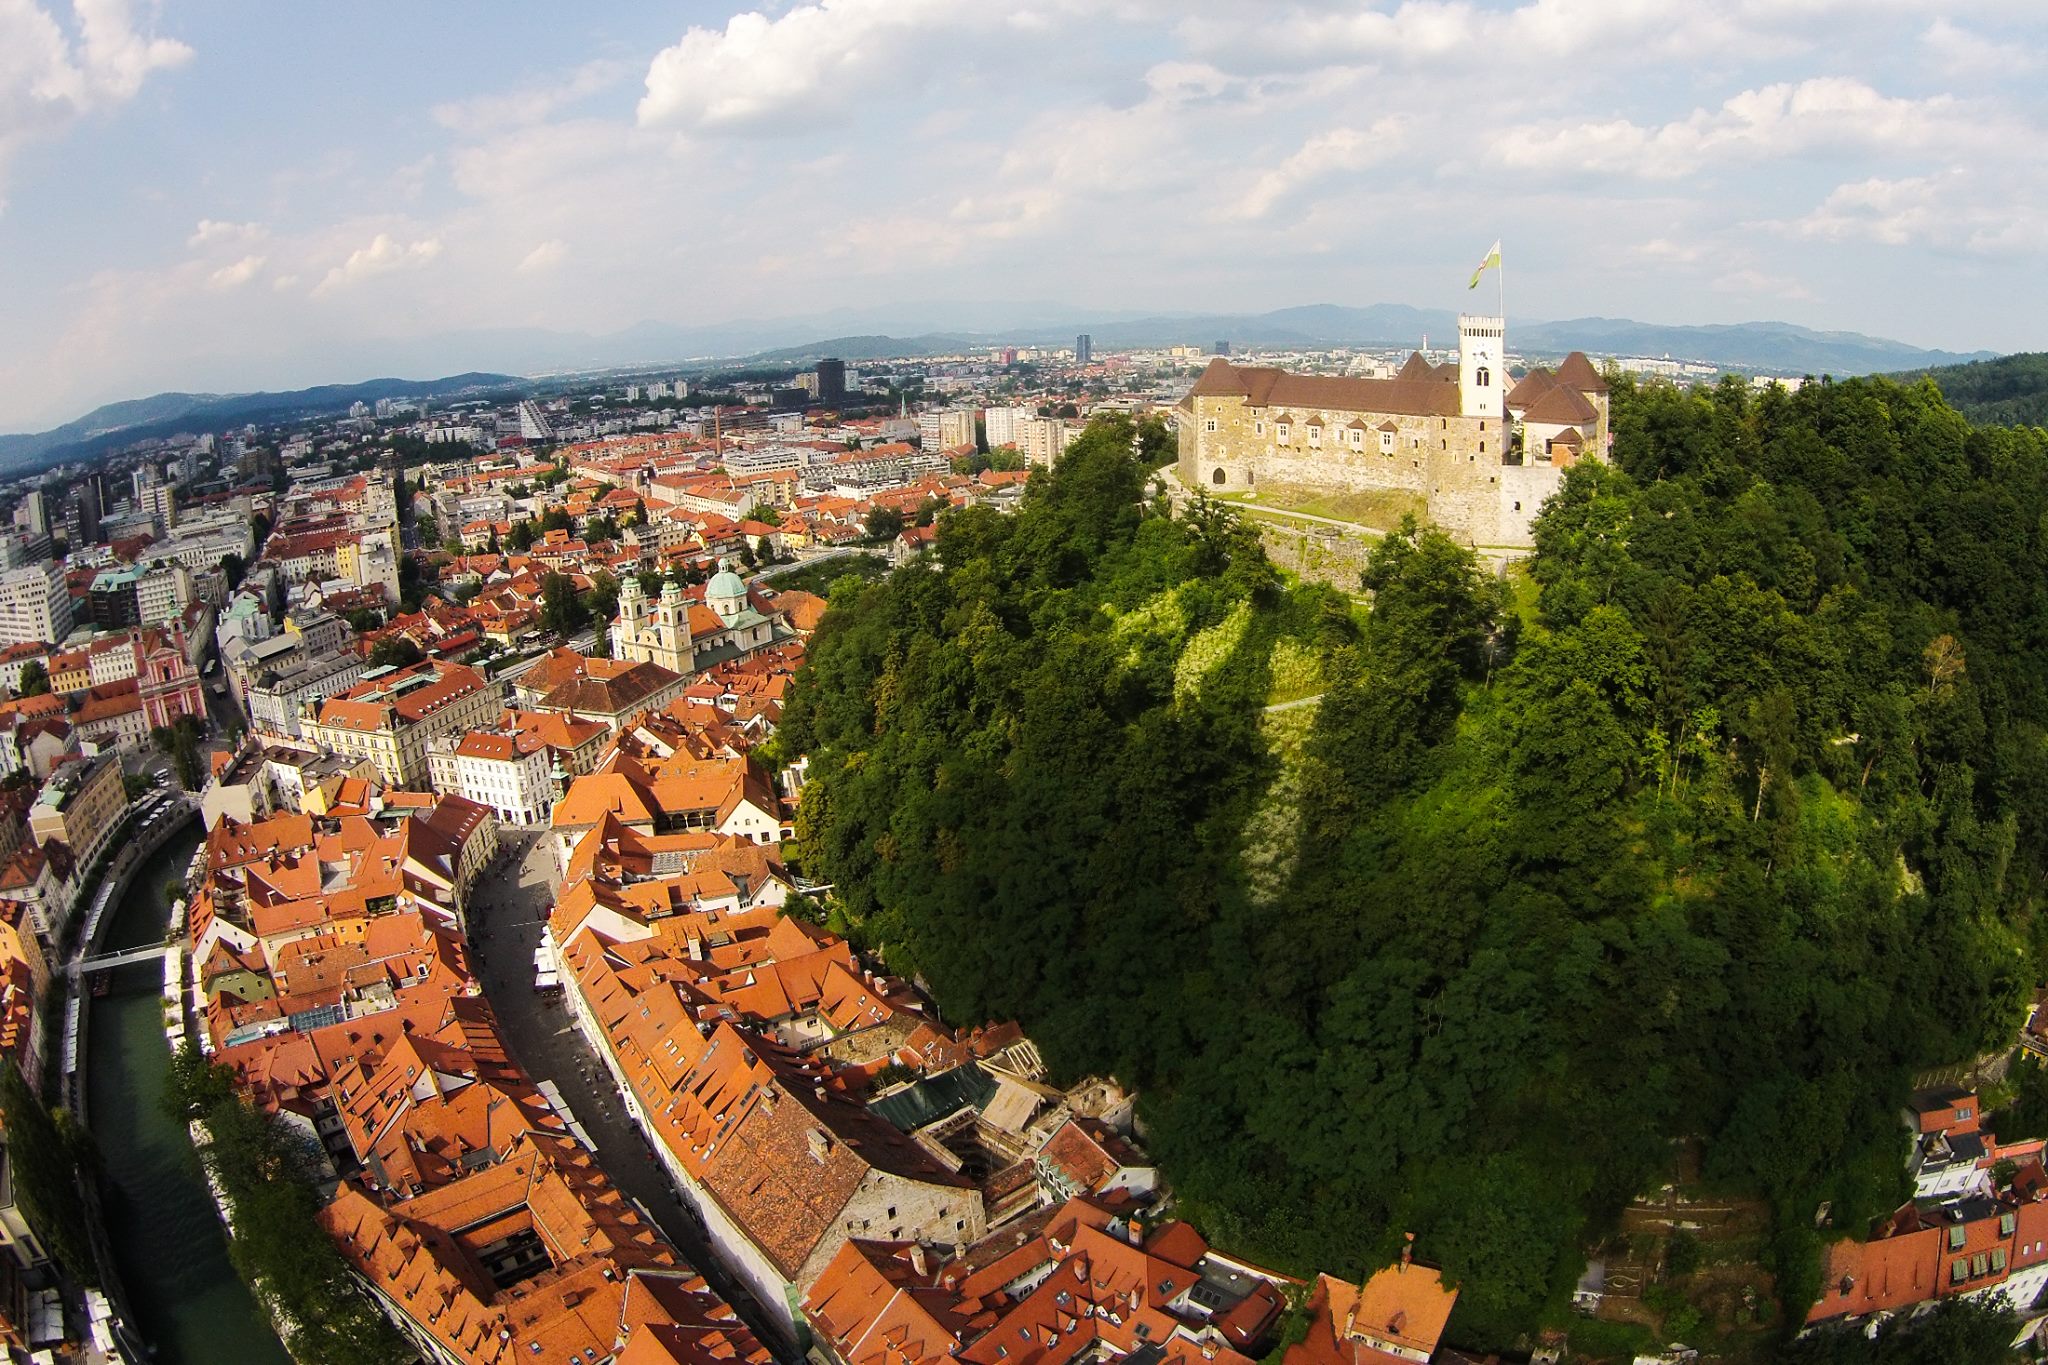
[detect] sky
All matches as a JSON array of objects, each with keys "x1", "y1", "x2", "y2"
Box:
[{"x1": 0, "y1": 0, "x2": 2043, "y2": 432}]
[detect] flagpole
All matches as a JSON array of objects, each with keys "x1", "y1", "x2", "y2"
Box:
[{"x1": 1498, "y1": 246, "x2": 1505, "y2": 324}]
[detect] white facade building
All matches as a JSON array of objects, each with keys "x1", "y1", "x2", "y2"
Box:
[
  {"x1": 983, "y1": 406, "x2": 1032, "y2": 449},
  {"x1": 427, "y1": 730, "x2": 554, "y2": 826},
  {"x1": 0, "y1": 566, "x2": 73, "y2": 647}
]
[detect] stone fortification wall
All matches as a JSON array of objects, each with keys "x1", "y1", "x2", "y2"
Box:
[{"x1": 1183, "y1": 391, "x2": 1531, "y2": 545}]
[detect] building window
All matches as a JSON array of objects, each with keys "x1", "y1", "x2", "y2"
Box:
[
  {"x1": 1380, "y1": 432, "x2": 1394, "y2": 452},
  {"x1": 1203, "y1": 418, "x2": 1217, "y2": 433},
  {"x1": 1348, "y1": 429, "x2": 1362, "y2": 450},
  {"x1": 1276, "y1": 423, "x2": 1290, "y2": 443},
  {"x1": 1476, "y1": 366, "x2": 1490, "y2": 387},
  {"x1": 1211, "y1": 468, "x2": 1226, "y2": 485},
  {"x1": 1307, "y1": 425, "x2": 1322, "y2": 447},
  {"x1": 1254, "y1": 421, "x2": 1265, "y2": 436}
]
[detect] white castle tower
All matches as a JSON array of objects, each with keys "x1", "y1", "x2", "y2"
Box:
[{"x1": 1458, "y1": 314, "x2": 1506, "y2": 419}]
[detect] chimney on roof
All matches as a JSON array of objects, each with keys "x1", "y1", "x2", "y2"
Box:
[{"x1": 910, "y1": 1245, "x2": 928, "y2": 1277}]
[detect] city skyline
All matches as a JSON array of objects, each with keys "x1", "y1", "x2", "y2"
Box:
[{"x1": 0, "y1": 0, "x2": 2043, "y2": 430}]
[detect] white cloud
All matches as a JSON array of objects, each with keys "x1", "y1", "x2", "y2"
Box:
[
  {"x1": 1783, "y1": 172, "x2": 2037, "y2": 257},
  {"x1": 1233, "y1": 119, "x2": 1406, "y2": 220},
  {"x1": 1174, "y1": 0, "x2": 1948, "y2": 74},
  {"x1": 433, "y1": 59, "x2": 632, "y2": 136},
  {"x1": 0, "y1": 0, "x2": 190, "y2": 185},
  {"x1": 1635, "y1": 238, "x2": 1705, "y2": 265},
  {"x1": 1922, "y1": 19, "x2": 2037, "y2": 77},
  {"x1": 189, "y1": 218, "x2": 264, "y2": 247},
  {"x1": 1713, "y1": 266, "x2": 1811, "y2": 301},
  {"x1": 208, "y1": 254, "x2": 264, "y2": 289},
  {"x1": 517, "y1": 239, "x2": 565, "y2": 273},
  {"x1": 1491, "y1": 78, "x2": 1998, "y2": 180},
  {"x1": 313, "y1": 233, "x2": 442, "y2": 296},
  {"x1": 638, "y1": 0, "x2": 978, "y2": 132}
]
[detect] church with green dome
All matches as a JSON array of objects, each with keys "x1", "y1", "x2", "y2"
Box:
[{"x1": 610, "y1": 558, "x2": 795, "y2": 674}]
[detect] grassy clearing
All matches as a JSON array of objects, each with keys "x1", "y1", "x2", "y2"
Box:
[{"x1": 1219, "y1": 482, "x2": 1425, "y2": 532}]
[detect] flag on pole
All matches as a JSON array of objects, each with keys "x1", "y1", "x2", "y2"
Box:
[{"x1": 1468, "y1": 240, "x2": 1502, "y2": 289}]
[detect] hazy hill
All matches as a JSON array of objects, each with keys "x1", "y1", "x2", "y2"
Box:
[
  {"x1": 0, "y1": 371, "x2": 524, "y2": 473},
  {"x1": 1890, "y1": 352, "x2": 2048, "y2": 427},
  {"x1": 0, "y1": 305, "x2": 1999, "y2": 473},
  {"x1": 745, "y1": 307, "x2": 1992, "y2": 377}
]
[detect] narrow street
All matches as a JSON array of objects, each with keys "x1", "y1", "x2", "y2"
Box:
[{"x1": 463, "y1": 831, "x2": 790, "y2": 1356}]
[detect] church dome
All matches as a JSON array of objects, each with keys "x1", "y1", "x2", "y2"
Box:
[{"x1": 706, "y1": 561, "x2": 748, "y2": 623}]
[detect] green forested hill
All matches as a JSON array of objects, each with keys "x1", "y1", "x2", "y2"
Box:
[
  {"x1": 1891, "y1": 351, "x2": 2048, "y2": 427},
  {"x1": 778, "y1": 391, "x2": 2048, "y2": 1349}
]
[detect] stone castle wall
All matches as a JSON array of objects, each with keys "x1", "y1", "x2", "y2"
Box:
[{"x1": 1182, "y1": 392, "x2": 1534, "y2": 546}]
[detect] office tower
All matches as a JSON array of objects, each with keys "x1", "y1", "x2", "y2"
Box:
[{"x1": 815, "y1": 358, "x2": 847, "y2": 406}]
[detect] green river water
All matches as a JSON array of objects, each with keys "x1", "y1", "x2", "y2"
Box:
[{"x1": 84, "y1": 830, "x2": 292, "y2": 1365}]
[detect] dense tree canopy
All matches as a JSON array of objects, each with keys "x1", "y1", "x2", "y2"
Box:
[
  {"x1": 165, "y1": 1046, "x2": 407, "y2": 1365},
  {"x1": 781, "y1": 383, "x2": 2048, "y2": 1348},
  {"x1": 1897, "y1": 351, "x2": 2048, "y2": 428}
]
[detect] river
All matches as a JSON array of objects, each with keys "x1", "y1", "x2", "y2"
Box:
[{"x1": 83, "y1": 830, "x2": 291, "y2": 1365}]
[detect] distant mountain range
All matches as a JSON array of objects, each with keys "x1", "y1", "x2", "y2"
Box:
[
  {"x1": 745, "y1": 306, "x2": 1997, "y2": 376},
  {"x1": 0, "y1": 303, "x2": 2001, "y2": 475},
  {"x1": 0, "y1": 373, "x2": 523, "y2": 473}
]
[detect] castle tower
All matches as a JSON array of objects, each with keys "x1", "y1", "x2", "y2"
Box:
[{"x1": 1458, "y1": 314, "x2": 1506, "y2": 419}]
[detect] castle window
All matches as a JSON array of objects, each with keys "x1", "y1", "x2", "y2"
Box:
[
  {"x1": 1255, "y1": 422, "x2": 1265, "y2": 436},
  {"x1": 1348, "y1": 429, "x2": 1362, "y2": 450},
  {"x1": 1276, "y1": 423, "x2": 1290, "y2": 443},
  {"x1": 1211, "y1": 468, "x2": 1226, "y2": 486},
  {"x1": 1479, "y1": 442, "x2": 1486, "y2": 453},
  {"x1": 1203, "y1": 418, "x2": 1217, "y2": 433},
  {"x1": 1306, "y1": 425, "x2": 1322, "y2": 447},
  {"x1": 1476, "y1": 367, "x2": 1490, "y2": 387},
  {"x1": 1380, "y1": 431, "x2": 1394, "y2": 452}
]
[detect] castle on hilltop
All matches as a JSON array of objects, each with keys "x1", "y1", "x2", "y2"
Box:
[{"x1": 1176, "y1": 314, "x2": 1609, "y2": 549}]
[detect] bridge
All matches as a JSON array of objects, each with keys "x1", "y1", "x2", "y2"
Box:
[{"x1": 75, "y1": 943, "x2": 174, "y2": 974}]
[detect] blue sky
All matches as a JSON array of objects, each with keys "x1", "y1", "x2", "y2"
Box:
[{"x1": 1, "y1": 0, "x2": 2043, "y2": 430}]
